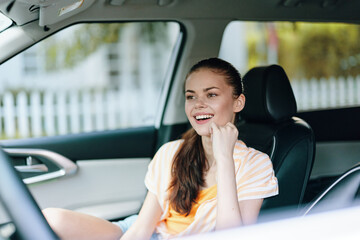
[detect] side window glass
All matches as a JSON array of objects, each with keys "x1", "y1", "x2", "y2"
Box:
[
  {"x1": 0, "y1": 22, "x2": 180, "y2": 139},
  {"x1": 220, "y1": 21, "x2": 360, "y2": 112}
]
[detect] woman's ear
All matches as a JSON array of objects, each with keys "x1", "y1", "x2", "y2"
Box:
[{"x1": 233, "y1": 94, "x2": 245, "y2": 113}]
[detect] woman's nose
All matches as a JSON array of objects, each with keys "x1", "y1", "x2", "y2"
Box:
[{"x1": 195, "y1": 98, "x2": 207, "y2": 108}]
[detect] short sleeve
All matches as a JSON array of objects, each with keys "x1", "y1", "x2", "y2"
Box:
[
  {"x1": 144, "y1": 149, "x2": 161, "y2": 195},
  {"x1": 144, "y1": 140, "x2": 183, "y2": 211},
  {"x1": 235, "y1": 147, "x2": 278, "y2": 201}
]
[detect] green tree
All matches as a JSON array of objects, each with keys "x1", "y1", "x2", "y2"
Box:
[
  {"x1": 277, "y1": 22, "x2": 360, "y2": 79},
  {"x1": 43, "y1": 22, "x2": 170, "y2": 71}
]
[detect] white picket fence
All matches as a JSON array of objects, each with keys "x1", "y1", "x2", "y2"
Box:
[
  {"x1": 0, "y1": 75, "x2": 359, "y2": 139},
  {"x1": 292, "y1": 76, "x2": 360, "y2": 111},
  {"x1": 0, "y1": 42, "x2": 165, "y2": 139},
  {"x1": 0, "y1": 87, "x2": 158, "y2": 139}
]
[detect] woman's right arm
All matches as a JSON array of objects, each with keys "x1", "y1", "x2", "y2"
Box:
[{"x1": 121, "y1": 191, "x2": 162, "y2": 240}]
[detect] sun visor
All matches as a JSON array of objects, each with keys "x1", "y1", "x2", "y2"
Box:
[{"x1": 15, "y1": 0, "x2": 96, "y2": 26}]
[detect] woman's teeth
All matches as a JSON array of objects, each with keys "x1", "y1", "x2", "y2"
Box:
[{"x1": 195, "y1": 115, "x2": 214, "y2": 120}]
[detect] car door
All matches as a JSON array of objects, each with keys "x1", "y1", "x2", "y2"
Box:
[{"x1": 0, "y1": 21, "x2": 184, "y2": 221}]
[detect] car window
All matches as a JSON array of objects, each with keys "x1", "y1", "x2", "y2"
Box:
[
  {"x1": 219, "y1": 21, "x2": 360, "y2": 112},
  {"x1": 0, "y1": 22, "x2": 180, "y2": 140}
]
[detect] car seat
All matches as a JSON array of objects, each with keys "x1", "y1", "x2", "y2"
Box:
[{"x1": 238, "y1": 64, "x2": 315, "y2": 211}]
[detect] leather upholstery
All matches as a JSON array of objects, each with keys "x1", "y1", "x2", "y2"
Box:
[
  {"x1": 303, "y1": 163, "x2": 360, "y2": 215},
  {"x1": 241, "y1": 65, "x2": 297, "y2": 123},
  {"x1": 238, "y1": 65, "x2": 315, "y2": 210}
]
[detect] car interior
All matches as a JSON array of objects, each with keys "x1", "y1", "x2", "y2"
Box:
[
  {"x1": 0, "y1": 0, "x2": 360, "y2": 239},
  {"x1": 303, "y1": 162, "x2": 360, "y2": 215}
]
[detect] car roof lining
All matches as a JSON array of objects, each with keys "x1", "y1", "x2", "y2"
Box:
[{"x1": 1, "y1": 0, "x2": 360, "y2": 28}]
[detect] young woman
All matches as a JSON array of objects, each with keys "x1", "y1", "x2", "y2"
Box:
[{"x1": 43, "y1": 58, "x2": 278, "y2": 240}]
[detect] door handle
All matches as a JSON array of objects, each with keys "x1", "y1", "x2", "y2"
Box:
[
  {"x1": 4, "y1": 148, "x2": 78, "y2": 184},
  {"x1": 15, "y1": 164, "x2": 48, "y2": 173}
]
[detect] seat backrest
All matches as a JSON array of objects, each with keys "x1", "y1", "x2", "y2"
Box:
[
  {"x1": 303, "y1": 163, "x2": 360, "y2": 215},
  {"x1": 238, "y1": 65, "x2": 315, "y2": 211}
]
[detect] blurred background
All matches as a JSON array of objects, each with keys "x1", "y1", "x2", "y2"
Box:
[{"x1": 0, "y1": 20, "x2": 359, "y2": 139}]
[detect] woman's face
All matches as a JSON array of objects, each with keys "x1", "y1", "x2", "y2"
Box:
[{"x1": 184, "y1": 68, "x2": 245, "y2": 137}]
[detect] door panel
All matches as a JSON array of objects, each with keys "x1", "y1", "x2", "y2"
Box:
[
  {"x1": 29, "y1": 158, "x2": 149, "y2": 220},
  {"x1": 0, "y1": 127, "x2": 156, "y2": 221},
  {"x1": 0, "y1": 127, "x2": 157, "y2": 161}
]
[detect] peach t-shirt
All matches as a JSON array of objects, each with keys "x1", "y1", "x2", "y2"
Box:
[
  {"x1": 144, "y1": 139, "x2": 278, "y2": 239},
  {"x1": 165, "y1": 184, "x2": 217, "y2": 234}
]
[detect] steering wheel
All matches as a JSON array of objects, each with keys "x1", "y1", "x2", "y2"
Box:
[{"x1": 0, "y1": 148, "x2": 59, "y2": 239}]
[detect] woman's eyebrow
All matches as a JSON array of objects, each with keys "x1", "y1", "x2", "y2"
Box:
[
  {"x1": 204, "y1": 87, "x2": 219, "y2": 91},
  {"x1": 185, "y1": 87, "x2": 219, "y2": 93}
]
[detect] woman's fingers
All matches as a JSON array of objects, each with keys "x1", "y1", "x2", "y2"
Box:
[
  {"x1": 210, "y1": 122, "x2": 219, "y2": 131},
  {"x1": 209, "y1": 122, "x2": 219, "y2": 136},
  {"x1": 216, "y1": 122, "x2": 238, "y2": 136},
  {"x1": 210, "y1": 122, "x2": 238, "y2": 163},
  {"x1": 210, "y1": 122, "x2": 238, "y2": 146},
  {"x1": 224, "y1": 122, "x2": 238, "y2": 132},
  {"x1": 210, "y1": 122, "x2": 238, "y2": 136}
]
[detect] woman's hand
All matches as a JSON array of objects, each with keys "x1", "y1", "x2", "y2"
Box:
[
  {"x1": 210, "y1": 121, "x2": 243, "y2": 230},
  {"x1": 209, "y1": 122, "x2": 238, "y2": 164}
]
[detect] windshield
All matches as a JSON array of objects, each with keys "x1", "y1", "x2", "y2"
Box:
[{"x1": 0, "y1": 12, "x2": 12, "y2": 32}]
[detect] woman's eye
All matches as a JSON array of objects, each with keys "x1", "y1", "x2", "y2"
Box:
[
  {"x1": 186, "y1": 95, "x2": 195, "y2": 100},
  {"x1": 208, "y1": 93, "x2": 217, "y2": 98}
]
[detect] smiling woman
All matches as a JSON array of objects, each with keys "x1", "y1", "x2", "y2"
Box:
[
  {"x1": 41, "y1": 58, "x2": 278, "y2": 239},
  {"x1": 184, "y1": 64, "x2": 244, "y2": 136}
]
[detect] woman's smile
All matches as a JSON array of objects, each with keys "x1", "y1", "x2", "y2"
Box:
[
  {"x1": 184, "y1": 68, "x2": 243, "y2": 136},
  {"x1": 193, "y1": 113, "x2": 214, "y2": 124}
]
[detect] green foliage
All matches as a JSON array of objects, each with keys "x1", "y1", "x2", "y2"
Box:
[
  {"x1": 140, "y1": 22, "x2": 169, "y2": 43},
  {"x1": 43, "y1": 22, "x2": 170, "y2": 71},
  {"x1": 245, "y1": 23, "x2": 268, "y2": 69},
  {"x1": 246, "y1": 22, "x2": 360, "y2": 80},
  {"x1": 278, "y1": 22, "x2": 360, "y2": 79}
]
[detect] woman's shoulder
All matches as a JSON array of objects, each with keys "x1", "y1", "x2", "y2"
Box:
[
  {"x1": 234, "y1": 140, "x2": 270, "y2": 161},
  {"x1": 158, "y1": 139, "x2": 184, "y2": 152},
  {"x1": 152, "y1": 139, "x2": 184, "y2": 162},
  {"x1": 147, "y1": 139, "x2": 184, "y2": 180}
]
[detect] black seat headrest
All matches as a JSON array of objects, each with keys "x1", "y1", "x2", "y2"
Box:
[{"x1": 241, "y1": 65, "x2": 297, "y2": 123}]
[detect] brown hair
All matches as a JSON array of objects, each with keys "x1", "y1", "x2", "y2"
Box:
[{"x1": 168, "y1": 57, "x2": 244, "y2": 215}]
